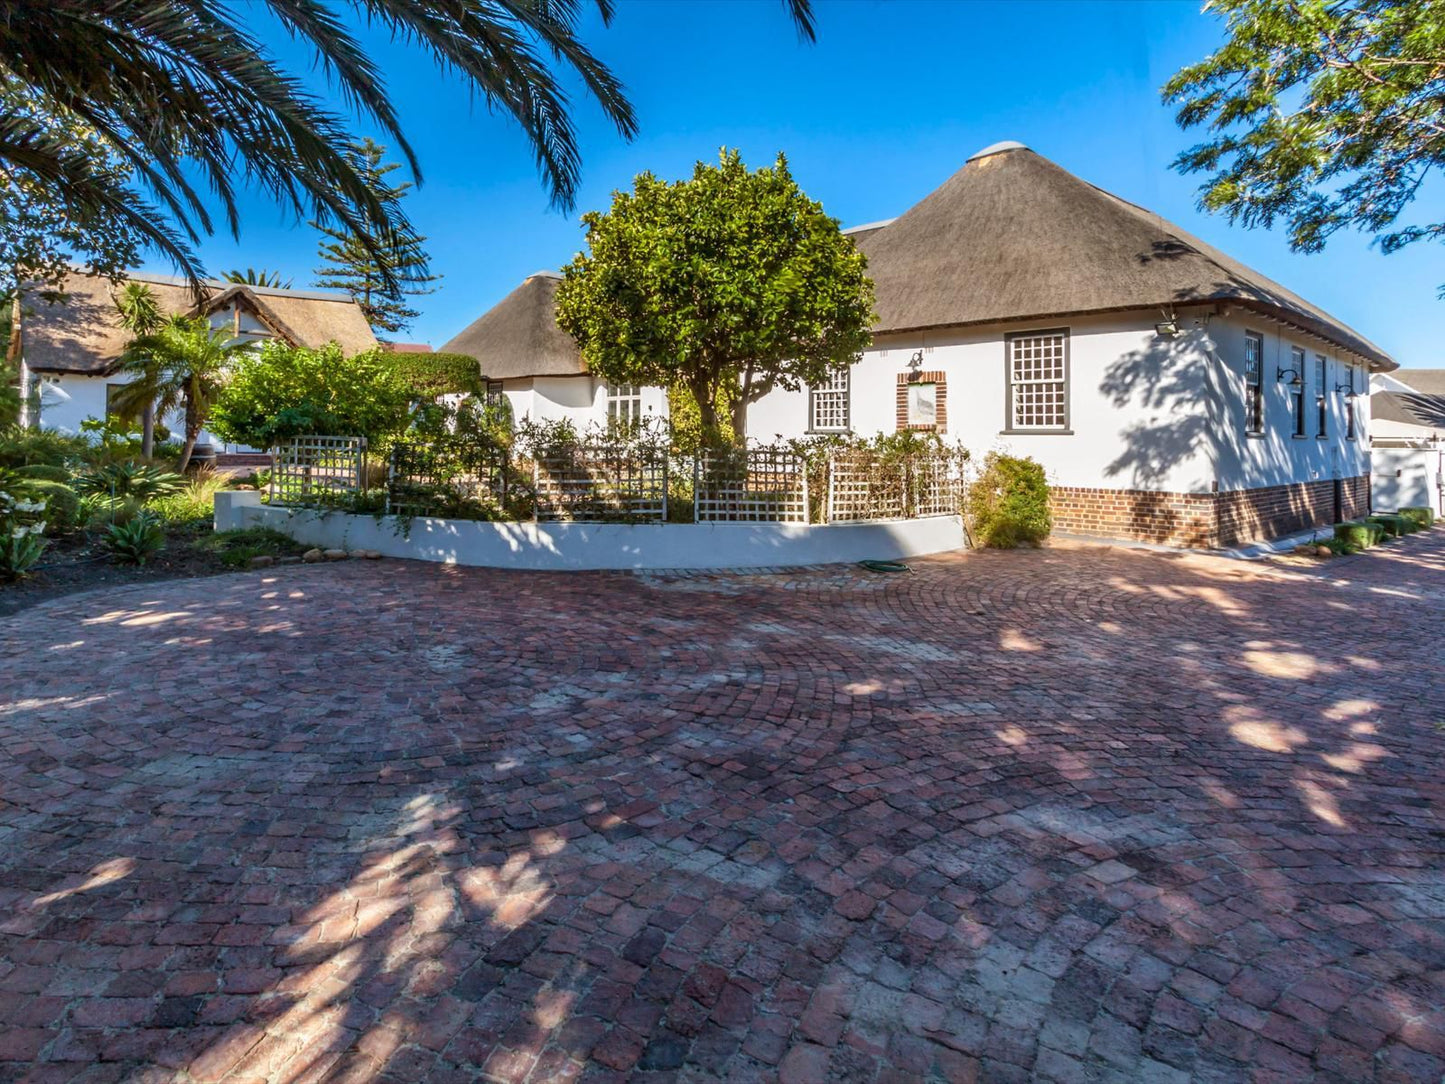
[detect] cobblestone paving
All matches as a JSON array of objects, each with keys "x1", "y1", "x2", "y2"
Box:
[{"x1": 2, "y1": 533, "x2": 1444, "y2": 1083}]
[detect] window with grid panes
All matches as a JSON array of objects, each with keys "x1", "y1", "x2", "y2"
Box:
[
  {"x1": 607, "y1": 383, "x2": 643, "y2": 424},
  {"x1": 1008, "y1": 330, "x2": 1068, "y2": 430},
  {"x1": 1290, "y1": 346, "x2": 1307, "y2": 437},
  {"x1": 1315, "y1": 355, "x2": 1328, "y2": 436},
  {"x1": 1244, "y1": 332, "x2": 1265, "y2": 434},
  {"x1": 809, "y1": 368, "x2": 850, "y2": 432}
]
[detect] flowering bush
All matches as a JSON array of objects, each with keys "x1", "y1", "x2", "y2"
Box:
[{"x1": 0, "y1": 482, "x2": 48, "y2": 581}]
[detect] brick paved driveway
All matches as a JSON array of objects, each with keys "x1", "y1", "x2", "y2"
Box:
[{"x1": 2, "y1": 534, "x2": 1445, "y2": 1084}]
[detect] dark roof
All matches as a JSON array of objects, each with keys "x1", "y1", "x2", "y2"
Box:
[
  {"x1": 439, "y1": 272, "x2": 585, "y2": 380},
  {"x1": 24, "y1": 272, "x2": 377, "y2": 374},
  {"x1": 853, "y1": 143, "x2": 1395, "y2": 370},
  {"x1": 1373, "y1": 368, "x2": 1445, "y2": 429}
]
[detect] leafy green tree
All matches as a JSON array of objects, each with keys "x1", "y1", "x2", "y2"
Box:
[
  {"x1": 223, "y1": 269, "x2": 292, "y2": 289},
  {"x1": 555, "y1": 150, "x2": 875, "y2": 444},
  {"x1": 208, "y1": 342, "x2": 414, "y2": 449},
  {"x1": 0, "y1": 2, "x2": 814, "y2": 285},
  {"x1": 114, "y1": 316, "x2": 251, "y2": 471},
  {"x1": 1165, "y1": 0, "x2": 1445, "y2": 287},
  {"x1": 313, "y1": 139, "x2": 439, "y2": 334}
]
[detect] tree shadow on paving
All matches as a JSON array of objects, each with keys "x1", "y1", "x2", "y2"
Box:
[{"x1": 2, "y1": 542, "x2": 1445, "y2": 1081}]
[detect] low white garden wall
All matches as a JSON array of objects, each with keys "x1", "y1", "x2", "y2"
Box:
[{"x1": 215, "y1": 491, "x2": 963, "y2": 570}]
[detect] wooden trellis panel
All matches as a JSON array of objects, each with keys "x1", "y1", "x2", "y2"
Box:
[
  {"x1": 695, "y1": 448, "x2": 808, "y2": 523},
  {"x1": 534, "y1": 445, "x2": 667, "y2": 522},
  {"x1": 910, "y1": 454, "x2": 966, "y2": 518},
  {"x1": 826, "y1": 452, "x2": 907, "y2": 522},
  {"x1": 386, "y1": 441, "x2": 508, "y2": 518},
  {"x1": 269, "y1": 436, "x2": 365, "y2": 507}
]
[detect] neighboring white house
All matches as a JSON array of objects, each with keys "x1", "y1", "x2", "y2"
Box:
[
  {"x1": 443, "y1": 141, "x2": 1397, "y2": 547},
  {"x1": 21, "y1": 271, "x2": 377, "y2": 448},
  {"x1": 1370, "y1": 369, "x2": 1445, "y2": 517}
]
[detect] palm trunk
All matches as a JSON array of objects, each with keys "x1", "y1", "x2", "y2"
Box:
[
  {"x1": 7, "y1": 293, "x2": 23, "y2": 428},
  {"x1": 177, "y1": 430, "x2": 197, "y2": 474},
  {"x1": 141, "y1": 404, "x2": 155, "y2": 459}
]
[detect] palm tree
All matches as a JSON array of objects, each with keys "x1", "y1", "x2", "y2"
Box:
[
  {"x1": 111, "y1": 282, "x2": 166, "y2": 457},
  {"x1": 0, "y1": 2, "x2": 814, "y2": 286},
  {"x1": 222, "y1": 269, "x2": 292, "y2": 289},
  {"x1": 115, "y1": 316, "x2": 250, "y2": 472}
]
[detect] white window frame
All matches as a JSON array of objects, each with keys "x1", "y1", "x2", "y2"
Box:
[
  {"x1": 607, "y1": 383, "x2": 643, "y2": 425},
  {"x1": 1005, "y1": 329, "x2": 1069, "y2": 432},
  {"x1": 1244, "y1": 331, "x2": 1265, "y2": 436},
  {"x1": 1315, "y1": 354, "x2": 1328, "y2": 438},
  {"x1": 808, "y1": 369, "x2": 850, "y2": 433},
  {"x1": 1290, "y1": 346, "x2": 1307, "y2": 438}
]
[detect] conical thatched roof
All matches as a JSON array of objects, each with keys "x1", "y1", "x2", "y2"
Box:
[
  {"x1": 440, "y1": 272, "x2": 584, "y2": 380},
  {"x1": 24, "y1": 271, "x2": 377, "y2": 374},
  {"x1": 854, "y1": 143, "x2": 1394, "y2": 369}
]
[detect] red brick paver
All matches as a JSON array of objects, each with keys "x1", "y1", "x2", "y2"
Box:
[{"x1": 2, "y1": 534, "x2": 1444, "y2": 1082}]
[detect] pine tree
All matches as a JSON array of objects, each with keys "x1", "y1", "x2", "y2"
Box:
[{"x1": 311, "y1": 139, "x2": 440, "y2": 335}]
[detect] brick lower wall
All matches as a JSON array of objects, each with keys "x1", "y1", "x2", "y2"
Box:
[{"x1": 1050, "y1": 476, "x2": 1371, "y2": 549}]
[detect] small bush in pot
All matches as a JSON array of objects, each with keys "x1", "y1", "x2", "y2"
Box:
[{"x1": 967, "y1": 452, "x2": 1052, "y2": 548}]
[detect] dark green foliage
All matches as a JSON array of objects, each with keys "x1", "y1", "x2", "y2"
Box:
[
  {"x1": 1399, "y1": 506, "x2": 1436, "y2": 530},
  {"x1": 74, "y1": 462, "x2": 186, "y2": 501},
  {"x1": 967, "y1": 453, "x2": 1052, "y2": 548},
  {"x1": 1335, "y1": 521, "x2": 1383, "y2": 549},
  {"x1": 1367, "y1": 513, "x2": 1408, "y2": 538},
  {"x1": 17, "y1": 479, "x2": 79, "y2": 532},
  {"x1": 385, "y1": 351, "x2": 483, "y2": 398},
  {"x1": 1165, "y1": 0, "x2": 1445, "y2": 292},
  {"x1": 0, "y1": 426, "x2": 90, "y2": 468},
  {"x1": 198, "y1": 527, "x2": 309, "y2": 569},
  {"x1": 103, "y1": 512, "x2": 165, "y2": 565},
  {"x1": 223, "y1": 268, "x2": 291, "y2": 289},
  {"x1": 12, "y1": 463, "x2": 70, "y2": 483}
]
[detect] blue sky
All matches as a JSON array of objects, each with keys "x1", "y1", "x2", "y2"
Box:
[{"x1": 157, "y1": 0, "x2": 1441, "y2": 366}]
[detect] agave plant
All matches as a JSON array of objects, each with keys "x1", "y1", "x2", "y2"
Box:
[
  {"x1": 103, "y1": 511, "x2": 165, "y2": 565},
  {"x1": 74, "y1": 462, "x2": 186, "y2": 501}
]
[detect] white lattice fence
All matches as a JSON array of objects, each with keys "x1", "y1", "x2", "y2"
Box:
[
  {"x1": 694, "y1": 448, "x2": 809, "y2": 523},
  {"x1": 269, "y1": 436, "x2": 365, "y2": 507},
  {"x1": 534, "y1": 445, "x2": 667, "y2": 522},
  {"x1": 826, "y1": 452, "x2": 907, "y2": 522},
  {"x1": 909, "y1": 454, "x2": 966, "y2": 517}
]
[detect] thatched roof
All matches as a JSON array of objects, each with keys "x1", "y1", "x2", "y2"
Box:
[
  {"x1": 23, "y1": 271, "x2": 377, "y2": 375},
  {"x1": 1373, "y1": 369, "x2": 1445, "y2": 430},
  {"x1": 854, "y1": 143, "x2": 1395, "y2": 370},
  {"x1": 441, "y1": 272, "x2": 584, "y2": 380}
]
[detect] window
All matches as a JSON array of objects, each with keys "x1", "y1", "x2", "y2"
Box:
[
  {"x1": 607, "y1": 383, "x2": 643, "y2": 425},
  {"x1": 1006, "y1": 329, "x2": 1069, "y2": 430},
  {"x1": 1244, "y1": 331, "x2": 1265, "y2": 435},
  {"x1": 1345, "y1": 365, "x2": 1357, "y2": 440},
  {"x1": 1315, "y1": 355, "x2": 1328, "y2": 437},
  {"x1": 1290, "y1": 346, "x2": 1307, "y2": 437},
  {"x1": 105, "y1": 383, "x2": 126, "y2": 419},
  {"x1": 808, "y1": 369, "x2": 850, "y2": 432},
  {"x1": 485, "y1": 380, "x2": 504, "y2": 407}
]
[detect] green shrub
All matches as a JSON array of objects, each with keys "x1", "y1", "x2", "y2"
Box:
[
  {"x1": 199, "y1": 527, "x2": 309, "y2": 568},
  {"x1": 1399, "y1": 506, "x2": 1435, "y2": 530},
  {"x1": 13, "y1": 464, "x2": 72, "y2": 484},
  {"x1": 0, "y1": 426, "x2": 90, "y2": 468},
  {"x1": 966, "y1": 452, "x2": 1052, "y2": 548},
  {"x1": 385, "y1": 350, "x2": 485, "y2": 397},
  {"x1": 0, "y1": 485, "x2": 49, "y2": 581},
  {"x1": 17, "y1": 480, "x2": 80, "y2": 532},
  {"x1": 103, "y1": 512, "x2": 166, "y2": 565},
  {"x1": 75, "y1": 462, "x2": 187, "y2": 501},
  {"x1": 147, "y1": 473, "x2": 229, "y2": 525},
  {"x1": 1367, "y1": 513, "x2": 1408, "y2": 538},
  {"x1": 1334, "y1": 521, "x2": 1382, "y2": 549}
]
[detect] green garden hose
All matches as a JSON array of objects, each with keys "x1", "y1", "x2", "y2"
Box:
[{"x1": 858, "y1": 559, "x2": 910, "y2": 573}]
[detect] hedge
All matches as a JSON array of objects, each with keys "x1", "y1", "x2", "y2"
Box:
[
  {"x1": 1367, "y1": 513, "x2": 1409, "y2": 538},
  {"x1": 386, "y1": 351, "x2": 485, "y2": 397},
  {"x1": 13, "y1": 464, "x2": 72, "y2": 484},
  {"x1": 1399, "y1": 506, "x2": 1435, "y2": 531},
  {"x1": 1333, "y1": 521, "x2": 1382, "y2": 550}
]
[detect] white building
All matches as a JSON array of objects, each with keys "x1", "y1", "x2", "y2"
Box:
[
  {"x1": 443, "y1": 142, "x2": 1396, "y2": 547},
  {"x1": 22, "y1": 271, "x2": 377, "y2": 448},
  {"x1": 1370, "y1": 369, "x2": 1444, "y2": 517}
]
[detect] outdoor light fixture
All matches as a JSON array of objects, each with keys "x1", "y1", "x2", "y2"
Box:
[
  {"x1": 907, "y1": 349, "x2": 925, "y2": 375},
  {"x1": 1276, "y1": 365, "x2": 1302, "y2": 384},
  {"x1": 1154, "y1": 319, "x2": 1179, "y2": 338},
  {"x1": 1334, "y1": 383, "x2": 1359, "y2": 398}
]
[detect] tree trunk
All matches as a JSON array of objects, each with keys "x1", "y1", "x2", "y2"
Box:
[
  {"x1": 690, "y1": 377, "x2": 718, "y2": 445},
  {"x1": 7, "y1": 293, "x2": 24, "y2": 428},
  {"x1": 141, "y1": 403, "x2": 155, "y2": 459},
  {"x1": 177, "y1": 399, "x2": 200, "y2": 473}
]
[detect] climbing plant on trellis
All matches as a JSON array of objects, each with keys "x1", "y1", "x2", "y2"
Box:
[{"x1": 269, "y1": 436, "x2": 366, "y2": 507}]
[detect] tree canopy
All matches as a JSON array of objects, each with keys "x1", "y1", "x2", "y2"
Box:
[
  {"x1": 0, "y1": 1, "x2": 815, "y2": 286},
  {"x1": 313, "y1": 139, "x2": 438, "y2": 334},
  {"x1": 1165, "y1": 0, "x2": 1445, "y2": 287},
  {"x1": 554, "y1": 150, "x2": 875, "y2": 443}
]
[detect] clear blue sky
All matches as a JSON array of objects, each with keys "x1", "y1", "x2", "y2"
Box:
[{"x1": 153, "y1": 0, "x2": 1441, "y2": 367}]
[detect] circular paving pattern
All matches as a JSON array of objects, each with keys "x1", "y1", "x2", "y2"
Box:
[{"x1": 2, "y1": 537, "x2": 1444, "y2": 1083}]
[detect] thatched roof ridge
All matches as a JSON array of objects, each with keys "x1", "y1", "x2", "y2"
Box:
[
  {"x1": 854, "y1": 145, "x2": 1395, "y2": 370},
  {"x1": 439, "y1": 272, "x2": 585, "y2": 380},
  {"x1": 23, "y1": 271, "x2": 377, "y2": 375}
]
